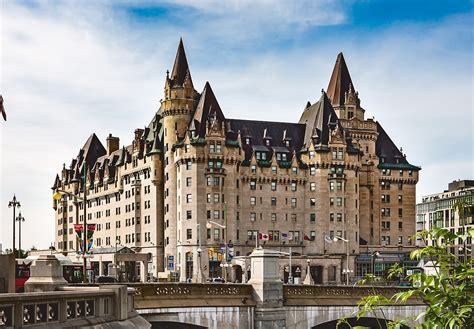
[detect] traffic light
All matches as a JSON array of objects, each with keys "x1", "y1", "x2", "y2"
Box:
[{"x1": 209, "y1": 247, "x2": 214, "y2": 259}]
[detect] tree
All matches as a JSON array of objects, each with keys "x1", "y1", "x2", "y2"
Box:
[{"x1": 344, "y1": 226, "x2": 474, "y2": 329}]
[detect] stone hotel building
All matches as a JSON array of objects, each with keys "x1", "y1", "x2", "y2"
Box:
[{"x1": 53, "y1": 40, "x2": 420, "y2": 283}]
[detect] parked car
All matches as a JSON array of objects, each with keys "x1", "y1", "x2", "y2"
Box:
[
  {"x1": 207, "y1": 277, "x2": 226, "y2": 283},
  {"x1": 95, "y1": 276, "x2": 118, "y2": 283}
]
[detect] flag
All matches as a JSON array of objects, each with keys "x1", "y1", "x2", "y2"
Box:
[
  {"x1": 86, "y1": 224, "x2": 96, "y2": 252},
  {"x1": 324, "y1": 235, "x2": 333, "y2": 244},
  {"x1": 0, "y1": 95, "x2": 6, "y2": 121},
  {"x1": 258, "y1": 233, "x2": 269, "y2": 241},
  {"x1": 281, "y1": 232, "x2": 288, "y2": 240},
  {"x1": 304, "y1": 234, "x2": 311, "y2": 241},
  {"x1": 288, "y1": 232, "x2": 293, "y2": 241}
]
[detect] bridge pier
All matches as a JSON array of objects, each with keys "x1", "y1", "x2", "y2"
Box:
[{"x1": 248, "y1": 248, "x2": 286, "y2": 329}]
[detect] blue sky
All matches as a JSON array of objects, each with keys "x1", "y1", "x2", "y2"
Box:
[{"x1": 0, "y1": 0, "x2": 472, "y2": 249}]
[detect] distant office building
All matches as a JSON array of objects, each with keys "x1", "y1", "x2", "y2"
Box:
[
  {"x1": 416, "y1": 180, "x2": 473, "y2": 260},
  {"x1": 52, "y1": 40, "x2": 420, "y2": 283}
]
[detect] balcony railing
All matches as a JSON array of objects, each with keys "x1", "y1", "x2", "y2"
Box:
[{"x1": 205, "y1": 167, "x2": 226, "y2": 175}]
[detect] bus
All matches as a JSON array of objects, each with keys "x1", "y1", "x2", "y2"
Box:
[{"x1": 15, "y1": 256, "x2": 84, "y2": 292}]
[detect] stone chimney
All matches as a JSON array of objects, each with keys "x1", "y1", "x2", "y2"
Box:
[{"x1": 106, "y1": 134, "x2": 120, "y2": 156}]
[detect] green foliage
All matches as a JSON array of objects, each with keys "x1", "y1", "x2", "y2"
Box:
[{"x1": 350, "y1": 226, "x2": 474, "y2": 329}]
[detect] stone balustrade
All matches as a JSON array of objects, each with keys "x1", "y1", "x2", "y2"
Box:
[
  {"x1": 284, "y1": 284, "x2": 422, "y2": 306},
  {"x1": 129, "y1": 283, "x2": 255, "y2": 309},
  {"x1": 0, "y1": 285, "x2": 148, "y2": 328}
]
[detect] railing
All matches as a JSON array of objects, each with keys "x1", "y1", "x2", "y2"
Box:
[
  {"x1": 129, "y1": 283, "x2": 255, "y2": 309},
  {"x1": 283, "y1": 285, "x2": 423, "y2": 306},
  {"x1": 0, "y1": 285, "x2": 137, "y2": 328},
  {"x1": 205, "y1": 167, "x2": 226, "y2": 175}
]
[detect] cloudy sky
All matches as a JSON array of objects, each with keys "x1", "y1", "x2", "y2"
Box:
[{"x1": 0, "y1": 0, "x2": 472, "y2": 250}]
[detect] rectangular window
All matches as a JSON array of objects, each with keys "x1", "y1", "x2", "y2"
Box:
[
  {"x1": 271, "y1": 197, "x2": 277, "y2": 206},
  {"x1": 187, "y1": 229, "x2": 192, "y2": 240},
  {"x1": 292, "y1": 167, "x2": 297, "y2": 175},
  {"x1": 337, "y1": 213, "x2": 342, "y2": 222},
  {"x1": 330, "y1": 197, "x2": 334, "y2": 206},
  {"x1": 336, "y1": 181, "x2": 343, "y2": 191},
  {"x1": 207, "y1": 177, "x2": 212, "y2": 186},
  {"x1": 186, "y1": 177, "x2": 192, "y2": 186},
  {"x1": 271, "y1": 166, "x2": 277, "y2": 174},
  {"x1": 210, "y1": 143, "x2": 215, "y2": 153},
  {"x1": 337, "y1": 197, "x2": 343, "y2": 206},
  {"x1": 330, "y1": 213, "x2": 335, "y2": 222},
  {"x1": 214, "y1": 177, "x2": 220, "y2": 186},
  {"x1": 214, "y1": 193, "x2": 220, "y2": 203},
  {"x1": 214, "y1": 228, "x2": 220, "y2": 241},
  {"x1": 309, "y1": 151, "x2": 315, "y2": 159},
  {"x1": 250, "y1": 213, "x2": 256, "y2": 221},
  {"x1": 216, "y1": 142, "x2": 222, "y2": 153},
  {"x1": 291, "y1": 182, "x2": 297, "y2": 191},
  {"x1": 186, "y1": 161, "x2": 192, "y2": 170},
  {"x1": 271, "y1": 213, "x2": 277, "y2": 222},
  {"x1": 207, "y1": 193, "x2": 211, "y2": 203},
  {"x1": 329, "y1": 181, "x2": 334, "y2": 191},
  {"x1": 186, "y1": 210, "x2": 192, "y2": 220},
  {"x1": 186, "y1": 194, "x2": 192, "y2": 203},
  {"x1": 251, "y1": 165, "x2": 257, "y2": 173},
  {"x1": 310, "y1": 182, "x2": 316, "y2": 191},
  {"x1": 310, "y1": 213, "x2": 316, "y2": 222},
  {"x1": 398, "y1": 208, "x2": 403, "y2": 217},
  {"x1": 310, "y1": 231, "x2": 316, "y2": 240},
  {"x1": 250, "y1": 197, "x2": 256, "y2": 205},
  {"x1": 310, "y1": 166, "x2": 316, "y2": 176},
  {"x1": 310, "y1": 198, "x2": 316, "y2": 207},
  {"x1": 271, "y1": 181, "x2": 277, "y2": 191},
  {"x1": 250, "y1": 181, "x2": 256, "y2": 190},
  {"x1": 214, "y1": 210, "x2": 220, "y2": 219},
  {"x1": 291, "y1": 198, "x2": 297, "y2": 207}
]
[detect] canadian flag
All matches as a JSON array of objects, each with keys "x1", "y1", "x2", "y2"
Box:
[
  {"x1": 258, "y1": 233, "x2": 269, "y2": 241},
  {"x1": 303, "y1": 234, "x2": 311, "y2": 241}
]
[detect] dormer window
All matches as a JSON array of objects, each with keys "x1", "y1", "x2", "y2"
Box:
[
  {"x1": 285, "y1": 140, "x2": 290, "y2": 147},
  {"x1": 276, "y1": 153, "x2": 288, "y2": 161},
  {"x1": 265, "y1": 139, "x2": 271, "y2": 146},
  {"x1": 309, "y1": 151, "x2": 315, "y2": 159},
  {"x1": 256, "y1": 152, "x2": 267, "y2": 161},
  {"x1": 210, "y1": 144, "x2": 215, "y2": 153},
  {"x1": 185, "y1": 144, "x2": 190, "y2": 153},
  {"x1": 245, "y1": 138, "x2": 251, "y2": 145}
]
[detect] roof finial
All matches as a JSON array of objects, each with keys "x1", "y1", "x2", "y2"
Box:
[{"x1": 166, "y1": 70, "x2": 169, "y2": 79}]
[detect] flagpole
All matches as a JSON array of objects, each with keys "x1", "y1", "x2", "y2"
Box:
[
  {"x1": 289, "y1": 246, "x2": 292, "y2": 284},
  {"x1": 82, "y1": 162, "x2": 88, "y2": 283}
]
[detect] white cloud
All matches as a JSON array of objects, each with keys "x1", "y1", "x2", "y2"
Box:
[{"x1": 0, "y1": 1, "x2": 471, "y2": 250}]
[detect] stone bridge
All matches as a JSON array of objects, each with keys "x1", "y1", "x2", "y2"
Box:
[
  {"x1": 132, "y1": 283, "x2": 424, "y2": 328},
  {"x1": 130, "y1": 248, "x2": 425, "y2": 329}
]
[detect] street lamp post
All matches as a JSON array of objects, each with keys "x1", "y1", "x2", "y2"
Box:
[
  {"x1": 8, "y1": 195, "x2": 21, "y2": 257},
  {"x1": 53, "y1": 164, "x2": 88, "y2": 283},
  {"x1": 196, "y1": 223, "x2": 203, "y2": 283},
  {"x1": 371, "y1": 251, "x2": 380, "y2": 277},
  {"x1": 207, "y1": 220, "x2": 227, "y2": 281},
  {"x1": 16, "y1": 212, "x2": 25, "y2": 258},
  {"x1": 333, "y1": 235, "x2": 350, "y2": 285}
]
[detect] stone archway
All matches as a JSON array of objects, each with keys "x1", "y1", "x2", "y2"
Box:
[
  {"x1": 151, "y1": 321, "x2": 207, "y2": 329},
  {"x1": 312, "y1": 317, "x2": 408, "y2": 329}
]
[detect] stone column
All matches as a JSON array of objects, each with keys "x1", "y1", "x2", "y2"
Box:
[
  {"x1": 140, "y1": 261, "x2": 147, "y2": 283},
  {"x1": 99, "y1": 256, "x2": 104, "y2": 276},
  {"x1": 322, "y1": 266, "x2": 328, "y2": 284},
  {"x1": 249, "y1": 248, "x2": 286, "y2": 329},
  {"x1": 336, "y1": 264, "x2": 341, "y2": 284},
  {"x1": 24, "y1": 255, "x2": 68, "y2": 292}
]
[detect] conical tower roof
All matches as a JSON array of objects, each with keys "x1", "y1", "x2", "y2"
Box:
[
  {"x1": 327, "y1": 52, "x2": 354, "y2": 107},
  {"x1": 170, "y1": 38, "x2": 192, "y2": 87}
]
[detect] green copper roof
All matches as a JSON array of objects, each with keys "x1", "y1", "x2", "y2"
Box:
[{"x1": 378, "y1": 163, "x2": 421, "y2": 170}]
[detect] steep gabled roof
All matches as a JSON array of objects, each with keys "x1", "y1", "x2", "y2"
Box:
[
  {"x1": 170, "y1": 38, "x2": 192, "y2": 87},
  {"x1": 81, "y1": 133, "x2": 107, "y2": 167},
  {"x1": 228, "y1": 118, "x2": 306, "y2": 162},
  {"x1": 190, "y1": 82, "x2": 225, "y2": 138},
  {"x1": 299, "y1": 91, "x2": 339, "y2": 147},
  {"x1": 327, "y1": 52, "x2": 354, "y2": 107},
  {"x1": 376, "y1": 123, "x2": 411, "y2": 166}
]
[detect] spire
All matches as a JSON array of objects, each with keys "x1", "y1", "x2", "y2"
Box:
[
  {"x1": 191, "y1": 82, "x2": 225, "y2": 138},
  {"x1": 170, "y1": 38, "x2": 192, "y2": 87},
  {"x1": 305, "y1": 101, "x2": 311, "y2": 109},
  {"x1": 326, "y1": 52, "x2": 354, "y2": 107}
]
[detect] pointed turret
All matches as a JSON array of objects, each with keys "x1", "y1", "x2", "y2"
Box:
[
  {"x1": 191, "y1": 82, "x2": 225, "y2": 138},
  {"x1": 170, "y1": 38, "x2": 192, "y2": 87},
  {"x1": 327, "y1": 52, "x2": 354, "y2": 107}
]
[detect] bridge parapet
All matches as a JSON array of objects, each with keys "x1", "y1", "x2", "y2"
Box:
[
  {"x1": 284, "y1": 285, "x2": 423, "y2": 306},
  {"x1": 130, "y1": 283, "x2": 256, "y2": 309},
  {"x1": 0, "y1": 285, "x2": 148, "y2": 328}
]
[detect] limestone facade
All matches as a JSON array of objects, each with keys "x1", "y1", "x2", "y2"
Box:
[{"x1": 53, "y1": 40, "x2": 420, "y2": 283}]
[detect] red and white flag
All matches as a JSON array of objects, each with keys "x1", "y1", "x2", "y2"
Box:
[{"x1": 258, "y1": 233, "x2": 269, "y2": 241}]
